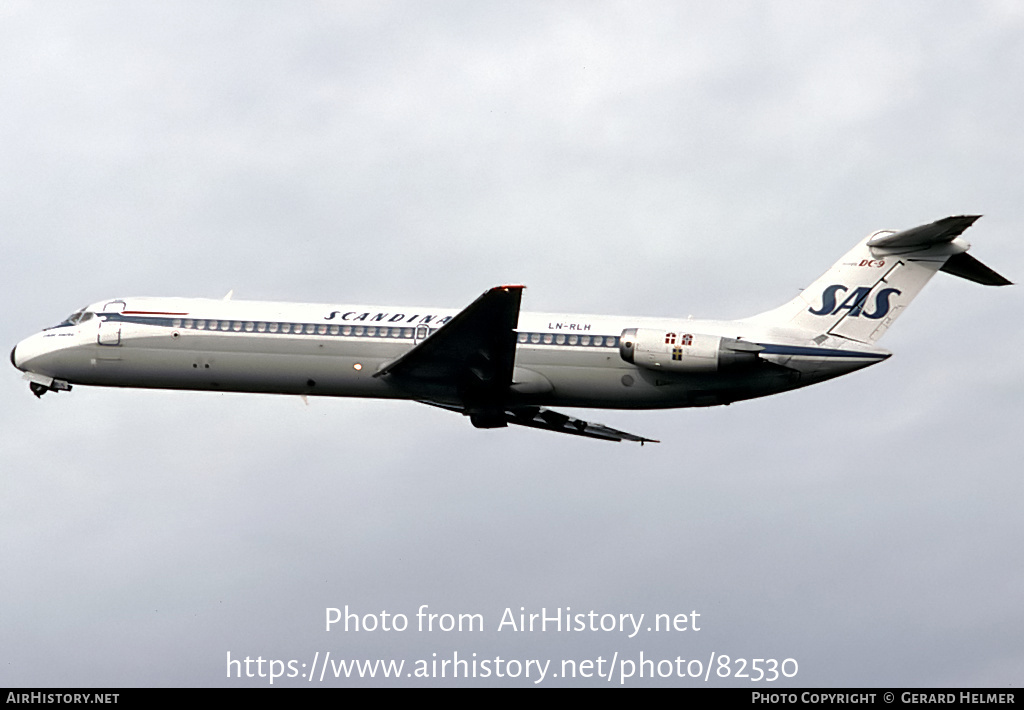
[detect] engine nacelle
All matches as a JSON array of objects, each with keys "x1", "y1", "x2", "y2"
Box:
[{"x1": 619, "y1": 328, "x2": 762, "y2": 373}]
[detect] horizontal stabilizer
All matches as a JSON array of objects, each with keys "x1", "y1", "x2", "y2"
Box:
[
  {"x1": 939, "y1": 252, "x2": 1012, "y2": 286},
  {"x1": 868, "y1": 215, "x2": 980, "y2": 249}
]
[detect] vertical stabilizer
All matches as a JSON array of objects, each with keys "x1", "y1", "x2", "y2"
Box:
[{"x1": 749, "y1": 216, "x2": 1007, "y2": 344}]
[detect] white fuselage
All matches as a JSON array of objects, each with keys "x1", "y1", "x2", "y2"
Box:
[
  {"x1": 12, "y1": 296, "x2": 889, "y2": 410},
  {"x1": 13, "y1": 217, "x2": 1004, "y2": 442}
]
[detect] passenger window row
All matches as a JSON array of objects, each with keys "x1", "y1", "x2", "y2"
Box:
[
  {"x1": 164, "y1": 317, "x2": 618, "y2": 348},
  {"x1": 166, "y1": 318, "x2": 616, "y2": 347},
  {"x1": 517, "y1": 332, "x2": 618, "y2": 348},
  {"x1": 172, "y1": 319, "x2": 430, "y2": 339}
]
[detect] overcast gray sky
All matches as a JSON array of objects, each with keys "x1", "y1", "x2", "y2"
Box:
[{"x1": 2, "y1": 1, "x2": 1023, "y2": 687}]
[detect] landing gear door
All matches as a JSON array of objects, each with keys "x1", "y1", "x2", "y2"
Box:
[{"x1": 97, "y1": 300, "x2": 125, "y2": 346}]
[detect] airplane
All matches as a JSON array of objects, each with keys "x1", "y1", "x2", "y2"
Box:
[{"x1": 10, "y1": 215, "x2": 1010, "y2": 443}]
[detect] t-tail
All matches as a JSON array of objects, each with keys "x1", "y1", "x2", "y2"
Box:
[{"x1": 750, "y1": 215, "x2": 1011, "y2": 344}]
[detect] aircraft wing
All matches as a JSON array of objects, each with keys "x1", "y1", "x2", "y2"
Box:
[
  {"x1": 421, "y1": 401, "x2": 659, "y2": 444},
  {"x1": 505, "y1": 405, "x2": 659, "y2": 444},
  {"x1": 374, "y1": 285, "x2": 523, "y2": 404},
  {"x1": 377, "y1": 284, "x2": 657, "y2": 444}
]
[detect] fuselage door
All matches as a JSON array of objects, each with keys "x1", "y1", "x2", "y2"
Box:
[
  {"x1": 97, "y1": 300, "x2": 125, "y2": 346},
  {"x1": 414, "y1": 324, "x2": 431, "y2": 344}
]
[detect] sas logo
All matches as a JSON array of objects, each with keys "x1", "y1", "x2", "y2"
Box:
[{"x1": 809, "y1": 285, "x2": 902, "y2": 319}]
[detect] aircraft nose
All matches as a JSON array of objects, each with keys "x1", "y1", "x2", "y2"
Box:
[{"x1": 10, "y1": 344, "x2": 21, "y2": 371}]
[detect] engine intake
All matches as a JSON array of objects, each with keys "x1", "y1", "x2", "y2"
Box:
[{"x1": 619, "y1": 328, "x2": 762, "y2": 373}]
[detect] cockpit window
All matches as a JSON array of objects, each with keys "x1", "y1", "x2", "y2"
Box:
[
  {"x1": 48, "y1": 307, "x2": 91, "y2": 329},
  {"x1": 63, "y1": 310, "x2": 85, "y2": 325}
]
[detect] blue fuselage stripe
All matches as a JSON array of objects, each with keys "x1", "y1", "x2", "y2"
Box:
[{"x1": 754, "y1": 343, "x2": 888, "y2": 359}]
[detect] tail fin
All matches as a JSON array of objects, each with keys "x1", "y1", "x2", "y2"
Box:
[{"x1": 750, "y1": 215, "x2": 1010, "y2": 344}]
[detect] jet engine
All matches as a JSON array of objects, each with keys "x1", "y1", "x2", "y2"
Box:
[{"x1": 619, "y1": 328, "x2": 762, "y2": 373}]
